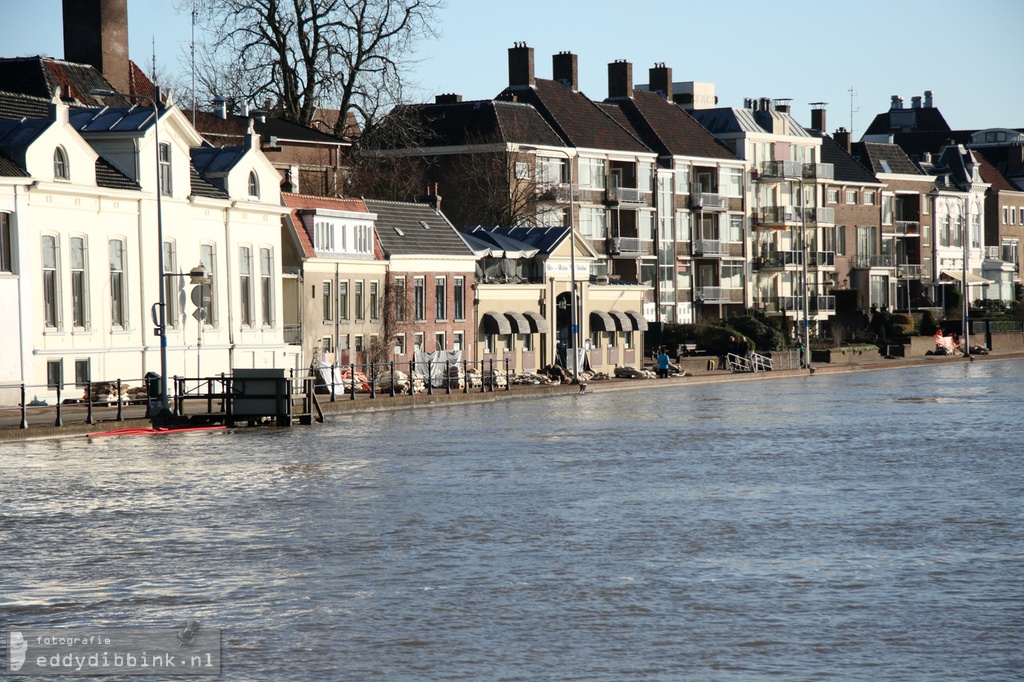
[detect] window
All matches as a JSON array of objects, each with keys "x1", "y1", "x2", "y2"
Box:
[
  {"x1": 354, "y1": 281, "x2": 364, "y2": 320},
  {"x1": 314, "y1": 220, "x2": 334, "y2": 251},
  {"x1": 578, "y1": 207, "x2": 607, "y2": 239},
  {"x1": 0, "y1": 213, "x2": 11, "y2": 273},
  {"x1": 846, "y1": 190, "x2": 857, "y2": 205},
  {"x1": 200, "y1": 244, "x2": 216, "y2": 326},
  {"x1": 503, "y1": 334, "x2": 514, "y2": 352},
  {"x1": 53, "y1": 147, "x2": 69, "y2": 180},
  {"x1": 354, "y1": 335, "x2": 363, "y2": 353},
  {"x1": 536, "y1": 157, "x2": 564, "y2": 186},
  {"x1": 881, "y1": 194, "x2": 894, "y2": 226},
  {"x1": 453, "y1": 331, "x2": 464, "y2": 352},
  {"x1": 109, "y1": 239, "x2": 126, "y2": 327},
  {"x1": 521, "y1": 334, "x2": 533, "y2": 352},
  {"x1": 674, "y1": 167, "x2": 690, "y2": 194},
  {"x1": 393, "y1": 276, "x2": 406, "y2": 321},
  {"x1": 239, "y1": 246, "x2": 253, "y2": 326},
  {"x1": 414, "y1": 277, "x2": 425, "y2": 320},
  {"x1": 722, "y1": 262, "x2": 744, "y2": 289},
  {"x1": 248, "y1": 171, "x2": 260, "y2": 199},
  {"x1": 483, "y1": 334, "x2": 495, "y2": 354},
  {"x1": 1012, "y1": 208, "x2": 1017, "y2": 226},
  {"x1": 435, "y1": 277, "x2": 446, "y2": 319},
  {"x1": 47, "y1": 359, "x2": 63, "y2": 390},
  {"x1": 1003, "y1": 207, "x2": 1009, "y2": 225},
  {"x1": 578, "y1": 157, "x2": 606, "y2": 189},
  {"x1": 70, "y1": 237, "x2": 88, "y2": 329},
  {"x1": 453, "y1": 277, "x2": 465, "y2": 320},
  {"x1": 836, "y1": 226, "x2": 847, "y2": 256},
  {"x1": 727, "y1": 214, "x2": 744, "y2": 243},
  {"x1": 623, "y1": 331, "x2": 633, "y2": 350},
  {"x1": 608, "y1": 331, "x2": 617, "y2": 348},
  {"x1": 435, "y1": 332, "x2": 446, "y2": 352},
  {"x1": 162, "y1": 241, "x2": 176, "y2": 328},
  {"x1": 827, "y1": 188, "x2": 839, "y2": 204},
  {"x1": 42, "y1": 235, "x2": 60, "y2": 328},
  {"x1": 75, "y1": 358, "x2": 90, "y2": 387},
  {"x1": 864, "y1": 191, "x2": 875, "y2": 206},
  {"x1": 322, "y1": 280, "x2": 333, "y2": 322},
  {"x1": 369, "y1": 281, "x2": 379, "y2": 320},
  {"x1": 722, "y1": 168, "x2": 743, "y2": 197},
  {"x1": 159, "y1": 143, "x2": 172, "y2": 196},
  {"x1": 322, "y1": 336, "x2": 333, "y2": 354},
  {"x1": 414, "y1": 333, "x2": 424, "y2": 354},
  {"x1": 515, "y1": 161, "x2": 530, "y2": 180},
  {"x1": 590, "y1": 329, "x2": 601, "y2": 350},
  {"x1": 338, "y1": 280, "x2": 349, "y2": 320},
  {"x1": 260, "y1": 247, "x2": 273, "y2": 326},
  {"x1": 394, "y1": 334, "x2": 405, "y2": 356}
]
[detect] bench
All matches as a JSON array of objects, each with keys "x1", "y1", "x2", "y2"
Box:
[{"x1": 677, "y1": 343, "x2": 706, "y2": 357}]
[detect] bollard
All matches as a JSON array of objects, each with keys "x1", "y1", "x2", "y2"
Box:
[
  {"x1": 370, "y1": 362, "x2": 376, "y2": 399},
  {"x1": 409, "y1": 361, "x2": 415, "y2": 396},
  {"x1": 116, "y1": 378, "x2": 124, "y2": 421},
  {"x1": 20, "y1": 383, "x2": 27, "y2": 429},
  {"x1": 427, "y1": 360, "x2": 434, "y2": 396},
  {"x1": 86, "y1": 380, "x2": 95, "y2": 424},
  {"x1": 489, "y1": 359, "x2": 495, "y2": 392},
  {"x1": 480, "y1": 359, "x2": 485, "y2": 393},
  {"x1": 390, "y1": 361, "x2": 396, "y2": 398},
  {"x1": 55, "y1": 381, "x2": 63, "y2": 427},
  {"x1": 505, "y1": 358, "x2": 511, "y2": 392},
  {"x1": 445, "y1": 358, "x2": 451, "y2": 395},
  {"x1": 350, "y1": 363, "x2": 356, "y2": 400},
  {"x1": 330, "y1": 361, "x2": 337, "y2": 402},
  {"x1": 462, "y1": 359, "x2": 468, "y2": 394}
]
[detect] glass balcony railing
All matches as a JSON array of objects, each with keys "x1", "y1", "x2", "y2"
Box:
[
  {"x1": 754, "y1": 250, "x2": 803, "y2": 269},
  {"x1": 693, "y1": 239, "x2": 730, "y2": 256},
  {"x1": 892, "y1": 220, "x2": 920, "y2": 235},
  {"x1": 896, "y1": 264, "x2": 922, "y2": 279},
  {"x1": 284, "y1": 324, "x2": 302, "y2": 345},
  {"x1": 853, "y1": 254, "x2": 895, "y2": 268},
  {"x1": 756, "y1": 206, "x2": 799, "y2": 227},
  {"x1": 802, "y1": 163, "x2": 835, "y2": 181}
]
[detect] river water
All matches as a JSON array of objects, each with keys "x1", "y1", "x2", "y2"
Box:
[{"x1": 2, "y1": 361, "x2": 1022, "y2": 680}]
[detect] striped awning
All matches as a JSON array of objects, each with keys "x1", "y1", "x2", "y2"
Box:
[
  {"x1": 625, "y1": 310, "x2": 649, "y2": 331},
  {"x1": 589, "y1": 310, "x2": 616, "y2": 332},
  {"x1": 504, "y1": 311, "x2": 531, "y2": 334},
  {"x1": 521, "y1": 310, "x2": 550, "y2": 334},
  {"x1": 940, "y1": 270, "x2": 993, "y2": 286},
  {"x1": 481, "y1": 311, "x2": 512, "y2": 335},
  {"x1": 608, "y1": 310, "x2": 633, "y2": 331}
]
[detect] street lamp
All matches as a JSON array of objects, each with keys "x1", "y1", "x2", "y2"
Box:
[
  {"x1": 89, "y1": 88, "x2": 170, "y2": 421},
  {"x1": 799, "y1": 176, "x2": 811, "y2": 369},
  {"x1": 962, "y1": 192, "x2": 971, "y2": 358},
  {"x1": 521, "y1": 146, "x2": 579, "y2": 383}
]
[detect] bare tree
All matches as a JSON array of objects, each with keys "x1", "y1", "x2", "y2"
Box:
[{"x1": 190, "y1": 0, "x2": 444, "y2": 135}]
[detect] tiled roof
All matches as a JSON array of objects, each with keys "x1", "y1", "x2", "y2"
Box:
[
  {"x1": 192, "y1": 110, "x2": 349, "y2": 147},
  {"x1": 972, "y1": 151, "x2": 1017, "y2": 193},
  {"x1": 95, "y1": 157, "x2": 140, "y2": 191},
  {"x1": 881, "y1": 130, "x2": 973, "y2": 160},
  {"x1": 364, "y1": 199, "x2": 474, "y2": 258},
  {"x1": 813, "y1": 132, "x2": 878, "y2": 184},
  {"x1": 610, "y1": 90, "x2": 738, "y2": 161},
  {"x1": 282, "y1": 193, "x2": 370, "y2": 259},
  {"x1": 851, "y1": 142, "x2": 923, "y2": 176},
  {"x1": 386, "y1": 100, "x2": 564, "y2": 148},
  {"x1": 0, "y1": 90, "x2": 53, "y2": 120},
  {"x1": 0, "y1": 149, "x2": 28, "y2": 177},
  {"x1": 189, "y1": 164, "x2": 229, "y2": 199},
  {"x1": 864, "y1": 106, "x2": 952, "y2": 136},
  {"x1": 498, "y1": 79, "x2": 650, "y2": 153}
]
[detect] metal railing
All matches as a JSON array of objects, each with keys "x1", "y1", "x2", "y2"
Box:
[
  {"x1": 284, "y1": 324, "x2": 302, "y2": 344},
  {"x1": 756, "y1": 206, "x2": 799, "y2": 227},
  {"x1": 689, "y1": 189, "x2": 728, "y2": 210},
  {"x1": 897, "y1": 264, "x2": 922, "y2": 279},
  {"x1": 810, "y1": 295, "x2": 836, "y2": 313},
  {"x1": 606, "y1": 187, "x2": 651, "y2": 206},
  {"x1": 892, "y1": 220, "x2": 920, "y2": 235},
  {"x1": 757, "y1": 160, "x2": 803, "y2": 180},
  {"x1": 802, "y1": 162, "x2": 834, "y2": 181},
  {"x1": 693, "y1": 239, "x2": 730, "y2": 256},
  {"x1": 809, "y1": 251, "x2": 835, "y2": 268},
  {"x1": 754, "y1": 250, "x2": 803, "y2": 269},
  {"x1": 756, "y1": 296, "x2": 804, "y2": 313},
  {"x1": 0, "y1": 376, "x2": 157, "y2": 430},
  {"x1": 804, "y1": 206, "x2": 835, "y2": 224},
  {"x1": 853, "y1": 254, "x2": 896, "y2": 268}
]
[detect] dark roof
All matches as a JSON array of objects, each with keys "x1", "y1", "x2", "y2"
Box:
[
  {"x1": 0, "y1": 90, "x2": 53, "y2": 120},
  {"x1": 192, "y1": 110, "x2": 348, "y2": 147},
  {"x1": 69, "y1": 105, "x2": 158, "y2": 134},
  {"x1": 0, "y1": 117, "x2": 50, "y2": 151},
  {"x1": 851, "y1": 141, "x2": 923, "y2": 176},
  {"x1": 813, "y1": 132, "x2": 878, "y2": 184},
  {"x1": 363, "y1": 199, "x2": 474, "y2": 258},
  {"x1": 468, "y1": 225, "x2": 570, "y2": 255},
  {"x1": 970, "y1": 145, "x2": 1024, "y2": 181},
  {"x1": 864, "y1": 105, "x2": 952, "y2": 136},
  {"x1": 497, "y1": 79, "x2": 650, "y2": 153},
  {"x1": 972, "y1": 151, "x2": 1017, "y2": 192},
  {"x1": 876, "y1": 130, "x2": 974, "y2": 160},
  {"x1": 608, "y1": 90, "x2": 738, "y2": 161},
  {"x1": 189, "y1": 164, "x2": 229, "y2": 199},
  {"x1": 386, "y1": 99, "x2": 563, "y2": 148},
  {"x1": 95, "y1": 157, "x2": 140, "y2": 191},
  {"x1": 0, "y1": 149, "x2": 28, "y2": 177},
  {"x1": 0, "y1": 57, "x2": 121, "y2": 107},
  {"x1": 191, "y1": 145, "x2": 248, "y2": 175}
]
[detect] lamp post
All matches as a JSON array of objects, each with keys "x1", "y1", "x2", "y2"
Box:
[
  {"x1": 521, "y1": 146, "x2": 579, "y2": 383},
  {"x1": 89, "y1": 88, "x2": 170, "y2": 420},
  {"x1": 962, "y1": 193, "x2": 971, "y2": 358},
  {"x1": 799, "y1": 176, "x2": 811, "y2": 369}
]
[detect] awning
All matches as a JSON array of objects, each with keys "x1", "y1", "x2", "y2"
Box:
[
  {"x1": 941, "y1": 270, "x2": 993, "y2": 286},
  {"x1": 625, "y1": 310, "x2": 649, "y2": 331},
  {"x1": 462, "y1": 232, "x2": 504, "y2": 258},
  {"x1": 481, "y1": 311, "x2": 512, "y2": 335},
  {"x1": 521, "y1": 310, "x2": 550, "y2": 334},
  {"x1": 608, "y1": 310, "x2": 634, "y2": 331},
  {"x1": 589, "y1": 310, "x2": 616, "y2": 332},
  {"x1": 503, "y1": 311, "x2": 531, "y2": 334}
]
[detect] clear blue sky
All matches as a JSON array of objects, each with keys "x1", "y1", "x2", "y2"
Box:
[{"x1": 7, "y1": 0, "x2": 1023, "y2": 137}]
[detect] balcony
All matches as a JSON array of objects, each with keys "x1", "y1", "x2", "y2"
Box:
[
  {"x1": 536, "y1": 182, "x2": 581, "y2": 203},
  {"x1": 809, "y1": 251, "x2": 835, "y2": 268},
  {"x1": 755, "y1": 296, "x2": 804, "y2": 313},
  {"x1": 810, "y1": 295, "x2": 836, "y2": 313},
  {"x1": 897, "y1": 264, "x2": 922, "y2": 279},
  {"x1": 891, "y1": 220, "x2": 920, "y2": 235},
  {"x1": 985, "y1": 246, "x2": 1001, "y2": 259},
  {"x1": 804, "y1": 207, "x2": 835, "y2": 224},
  {"x1": 606, "y1": 186, "x2": 651, "y2": 207},
  {"x1": 755, "y1": 206, "x2": 799, "y2": 228},
  {"x1": 802, "y1": 163, "x2": 835, "y2": 181},
  {"x1": 693, "y1": 239, "x2": 730, "y2": 257},
  {"x1": 284, "y1": 324, "x2": 302, "y2": 345},
  {"x1": 695, "y1": 286, "x2": 738, "y2": 303},
  {"x1": 689, "y1": 185, "x2": 728, "y2": 211},
  {"x1": 754, "y1": 250, "x2": 803, "y2": 270},
  {"x1": 756, "y1": 160, "x2": 803, "y2": 181},
  {"x1": 852, "y1": 254, "x2": 895, "y2": 268},
  {"x1": 605, "y1": 237, "x2": 651, "y2": 257}
]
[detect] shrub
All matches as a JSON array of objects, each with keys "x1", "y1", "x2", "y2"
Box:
[
  {"x1": 890, "y1": 313, "x2": 914, "y2": 337},
  {"x1": 919, "y1": 310, "x2": 939, "y2": 336}
]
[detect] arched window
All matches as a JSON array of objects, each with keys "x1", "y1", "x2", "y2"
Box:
[
  {"x1": 53, "y1": 147, "x2": 69, "y2": 180},
  {"x1": 248, "y1": 170, "x2": 260, "y2": 199}
]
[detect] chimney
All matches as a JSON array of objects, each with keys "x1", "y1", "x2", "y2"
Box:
[
  {"x1": 435, "y1": 93, "x2": 463, "y2": 104},
  {"x1": 417, "y1": 183, "x2": 442, "y2": 213},
  {"x1": 775, "y1": 101, "x2": 791, "y2": 114},
  {"x1": 552, "y1": 52, "x2": 578, "y2": 91},
  {"x1": 833, "y1": 127, "x2": 851, "y2": 154},
  {"x1": 648, "y1": 63, "x2": 672, "y2": 100},
  {"x1": 213, "y1": 96, "x2": 228, "y2": 119},
  {"x1": 810, "y1": 102, "x2": 827, "y2": 132},
  {"x1": 911, "y1": 96, "x2": 922, "y2": 109},
  {"x1": 924, "y1": 90, "x2": 934, "y2": 108},
  {"x1": 891, "y1": 95, "x2": 903, "y2": 110},
  {"x1": 608, "y1": 60, "x2": 633, "y2": 99},
  {"x1": 508, "y1": 43, "x2": 535, "y2": 88},
  {"x1": 62, "y1": 0, "x2": 130, "y2": 94}
]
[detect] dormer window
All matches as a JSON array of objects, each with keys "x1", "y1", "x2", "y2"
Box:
[
  {"x1": 53, "y1": 147, "x2": 69, "y2": 180},
  {"x1": 248, "y1": 170, "x2": 260, "y2": 199}
]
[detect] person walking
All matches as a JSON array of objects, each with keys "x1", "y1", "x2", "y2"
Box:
[{"x1": 657, "y1": 348, "x2": 671, "y2": 378}]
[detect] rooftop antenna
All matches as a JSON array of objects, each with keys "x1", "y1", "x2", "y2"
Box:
[
  {"x1": 191, "y1": 0, "x2": 197, "y2": 125},
  {"x1": 848, "y1": 86, "x2": 859, "y2": 138}
]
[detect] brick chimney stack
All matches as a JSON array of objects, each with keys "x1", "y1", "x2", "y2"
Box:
[
  {"x1": 552, "y1": 52, "x2": 578, "y2": 91},
  {"x1": 810, "y1": 102, "x2": 827, "y2": 132},
  {"x1": 833, "y1": 127, "x2": 851, "y2": 154},
  {"x1": 648, "y1": 63, "x2": 672, "y2": 100},
  {"x1": 608, "y1": 60, "x2": 633, "y2": 99},
  {"x1": 63, "y1": 0, "x2": 130, "y2": 94},
  {"x1": 508, "y1": 43, "x2": 535, "y2": 88}
]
